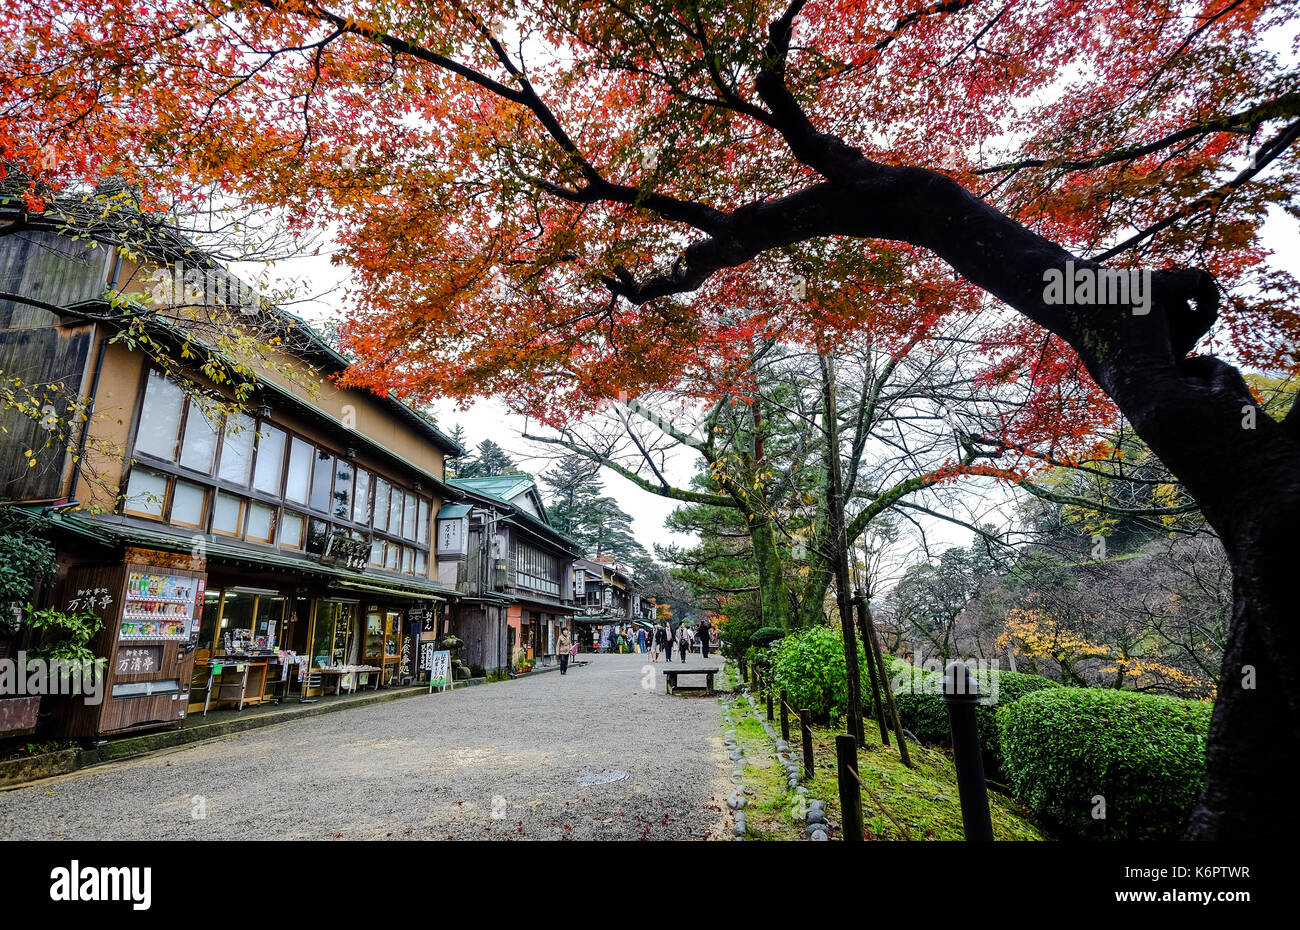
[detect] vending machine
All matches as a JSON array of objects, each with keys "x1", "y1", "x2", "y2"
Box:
[{"x1": 53, "y1": 548, "x2": 205, "y2": 739}]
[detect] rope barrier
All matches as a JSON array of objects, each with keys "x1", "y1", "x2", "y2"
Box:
[{"x1": 746, "y1": 667, "x2": 912, "y2": 840}]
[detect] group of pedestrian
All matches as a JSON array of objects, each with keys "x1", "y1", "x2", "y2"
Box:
[
  {"x1": 605, "y1": 623, "x2": 648, "y2": 654},
  {"x1": 643, "y1": 618, "x2": 712, "y2": 663},
  {"x1": 591, "y1": 617, "x2": 717, "y2": 664}
]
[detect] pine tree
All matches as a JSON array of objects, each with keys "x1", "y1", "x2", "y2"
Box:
[
  {"x1": 458, "y1": 439, "x2": 518, "y2": 478},
  {"x1": 540, "y1": 455, "x2": 646, "y2": 562},
  {"x1": 587, "y1": 495, "x2": 647, "y2": 563},
  {"x1": 446, "y1": 423, "x2": 471, "y2": 479},
  {"x1": 541, "y1": 455, "x2": 601, "y2": 538}
]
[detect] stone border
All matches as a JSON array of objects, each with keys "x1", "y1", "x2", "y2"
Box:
[
  {"x1": 720, "y1": 697, "x2": 748, "y2": 840},
  {"x1": 741, "y1": 683, "x2": 831, "y2": 841}
]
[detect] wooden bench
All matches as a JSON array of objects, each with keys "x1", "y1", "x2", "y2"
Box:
[{"x1": 665, "y1": 667, "x2": 720, "y2": 696}]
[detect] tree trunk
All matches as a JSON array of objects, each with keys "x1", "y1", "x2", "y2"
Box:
[
  {"x1": 1185, "y1": 492, "x2": 1300, "y2": 839},
  {"x1": 820, "y1": 354, "x2": 865, "y2": 746},
  {"x1": 750, "y1": 513, "x2": 792, "y2": 631},
  {"x1": 796, "y1": 552, "x2": 832, "y2": 628},
  {"x1": 1083, "y1": 345, "x2": 1300, "y2": 840}
]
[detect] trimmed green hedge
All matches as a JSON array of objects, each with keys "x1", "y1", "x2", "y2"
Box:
[
  {"x1": 996, "y1": 688, "x2": 1212, "y2": 840},
  {"x1": 751, "y1": 627, "x2": 785, "y2": 649},
  {"x1": 770, "y1": 626, "x2": 869, "y2": 723},
  {"x1": 882, "y1": 657, "x2": 1059, "y2": 777}
]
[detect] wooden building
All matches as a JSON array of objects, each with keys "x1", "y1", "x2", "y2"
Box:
[
  {"x1": 0, "y1": 207, "x2": 466, "y2": 738},
  {"x1": 435, "y1": 476, "x2": 582, "y2": 674},
  {"x1": 572, "y1": 557, "x2": 658, "y2": 650}
]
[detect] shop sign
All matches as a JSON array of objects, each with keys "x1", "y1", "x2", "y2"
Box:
[
  {"x1": 424, "y1": 648, "x2": 451, "y2": 692},
  {"x1": 437, "y1": 516, "x2": 468, "y2": 555},
  {"x1": 116, "y1": 646, "x2": 162, "y2": 675},
  {"x1": 318, "y1": 531, "x2": 369, "y2": 571},
  {"x1": 400, "y1": 621, "x2": 417, "y2": 682}
]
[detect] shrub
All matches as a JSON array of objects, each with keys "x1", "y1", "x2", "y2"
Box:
[
  {"x1": 718, "y1": 613, "x2": 759, "y2": 659},
  {"x1": 770, "y1": 626, "x2": 868, "y2": 723},
  {"x1": 997, "y1": 688, "x2": 1212, "y2": 840},
  {"x1": 750, "y1": 627, "x2": 785, "y2": 649},
  {"x1": 885, "y1": 658, "x2": 1060, "y2": 777}
]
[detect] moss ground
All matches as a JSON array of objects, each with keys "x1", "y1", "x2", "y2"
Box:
[{"x1": 721, "y1": 662, "x2": 1044, "y2": 841}]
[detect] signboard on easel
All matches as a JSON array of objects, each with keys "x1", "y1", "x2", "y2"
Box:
[{"x1": 426, "y1": 650, "x2": 452, "y2": 697}]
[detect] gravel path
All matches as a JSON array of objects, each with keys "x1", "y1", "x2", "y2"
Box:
[{"x1": 0, "y1": 653, "x2": 731, "y2": 841}]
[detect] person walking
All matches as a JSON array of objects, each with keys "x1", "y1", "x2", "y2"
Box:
[
  {"x1": 698, "y1": 617, "x2": 712, "y2": 660},
  {"x1": 616, "y1": 628, "x2": 626, "y2": 654},
  {"x1": 557, "y1": 628, "x2": 572, "y2": 675},
  {"x1": 637, "y1": 626, "x2": 647, "y2": 654},
  {"x1": 651, "y1": 623, "x2": 664, "y2": 663},
  {"x1": 676, "y1": 622, "x2": 690, "y2": 663},
  {"x1": 663, "y1": 623, "x2": 674, "y2": 663}
]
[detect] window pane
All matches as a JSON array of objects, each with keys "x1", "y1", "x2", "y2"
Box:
[
  {"x1": 252, "y1": 424, "x2": 287, "y2": 495},
  {"x1": 369, "y1": 539, "x2": 383, "y2": 566},
  {"x1": 373, "y1": 479, "x2": 390, "y2": 532},
  {"x1": 245, "y1": 502, "x2": 276, "y2": 543},
  {"x1": 414, "y1": 550, "x2": 426, "y2": 576},
  {"x1": 417, "y1": 499, "x2": 429, "y2": 545},
  {"x1": 212, "y1": 493, "x2": 244, "y2": 535},
  {"x1": 384, "y1": 542, "x2": 398, "y2": 570},
  {"x1": 285, "y1": 437, "x2": 313, "y2": 504},
  {"x1": 306, "y1": 518, "x2": 330, "y2": 555},
  {"x1": 352, "y1": 469, "x2": 371, "y2": 525},
  {"x1": 170, "y1": 480, "x2": 206, "y2": 527},
  {"x1": 217, "y1": 412, "x2": 255, "y2": 485},
  {"x1": 124, "y1": 468, "x2": 168, "y2": 517},
  {"x1": 280, "y1": 511, "x2": 305, "y2": 549},
  {"x1": 333, "y1": 458, "x2": 353, "y2": 519},
  {"x1": 403, "y1": 493, "x2": 417, "y2": 541},
  {"x1": 135, "y1": 370, "x2": 184, "y2": 461},
  {"x1": 402, "y1": 547, "x2": 414, "y2": 574},
  {"x1": 179, "y1": 400, "x2": 219, "y2": 473},
  {"x1": 389, "y1": 488, "x2": 403, "y2": 536},
  {"x1": 310, "y1": 449, "x2": 334, "y2": 512}
]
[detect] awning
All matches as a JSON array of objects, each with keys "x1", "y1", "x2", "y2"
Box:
[{"x1": 47, "y1": 512, "x2": 461, "y2": 602}]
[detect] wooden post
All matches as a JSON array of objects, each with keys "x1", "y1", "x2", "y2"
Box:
[
  {"x1": 942, "y1": 662, "x2": 994, "y2": 841},
  {"x1": 800, "y1": 709, "x2": 814, "y2": 779},
  {"x1": 819, "y1": 354, "x2": 865, "y2": 747},
  {"x1": 863, "y1": 607, "x2": 911, "y2": 766},
  {"x1": 855, "y1": 593, "x2": 889, "y2": 745},
  {"x1": 767, "y1": 686, "x2": 774, "y2": 722},
  {"x1": 780, "y1": 689, "x2": 790, "y2": 743},
  {"x1": 836, "y1": 734, "x2": 863, "y2": 842}
]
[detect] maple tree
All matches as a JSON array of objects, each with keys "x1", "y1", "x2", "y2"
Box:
[
  {"x1": 2, "y1": 0, "x2": 1297, "y2": 838},
  {"x1": 997, "y1": 603, "x2": 1211, "y2": 696}
]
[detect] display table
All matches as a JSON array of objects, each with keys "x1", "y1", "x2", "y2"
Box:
[
  {"x1": 317, "y1": 666, "x2": 382, "y2": 695},
  {"x1": 363, "y1": 655, "x2": 401, "y2": 687},
  {"x1": 194, "y1": 655, "x2": 281, "y2": 714}
]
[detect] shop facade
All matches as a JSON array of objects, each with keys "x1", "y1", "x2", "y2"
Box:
[
  {"x1": 572, "y1": 557, "x2": 659, "y2": 653},
  {"x1": 0, "y1": 223, "x2": 466, "y2": 739},
  {"x1": 437, "y1": 477, "x2": 583, "y2": 674}
]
